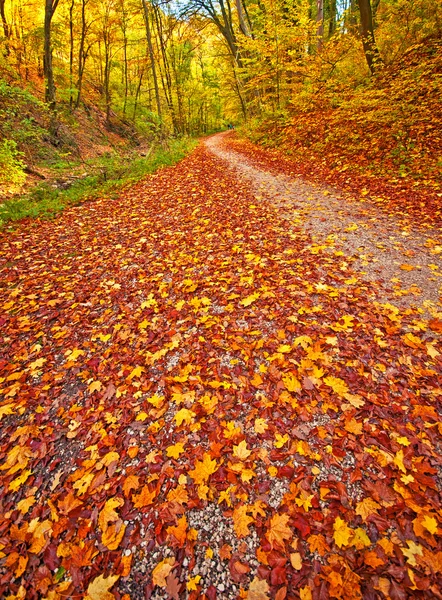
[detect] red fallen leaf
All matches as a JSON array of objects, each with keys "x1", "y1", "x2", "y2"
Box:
[
  {"x1": 206, "y1": 585, "x2": 217, "y2": 600},
  {"x1": 229, "y1": 554, "x2": 250, "y2": 582},
  {"x1": 278, "y1": 465, "x2": 294, "y2": 479},
  {"x1": 389, "y1": 580, "x2": 407, "y2": 600},
  {"x1": 165, "y1": 572, "x2": 181, "y2": 599},
  {"x1": 267, "y1": 551, "x2": 287, "y2": 569},
  {"x1": 292, "y1": 514, "x2": 311, "y2": 537},
  {"x1": 302, "y1": 376, "x2": 315, "y2": 390},
  {"x1": 270, "y1": 565, "x2": 287, "y2": 586}
]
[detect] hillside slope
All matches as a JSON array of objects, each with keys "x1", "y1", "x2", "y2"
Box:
[{"x1": 244, "y1": 36, "x2": 442, "y2": 219}]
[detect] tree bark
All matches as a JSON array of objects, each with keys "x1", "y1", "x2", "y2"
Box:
[
  {"x1": 316, "y1": 0, "x2": 324, "y2": 47},
  {"x1": 44, "y1": 0, "x2": 59, "y2": 108},
  {"x1": 0, "y1": 0, "x2": 10, "y2": 39},
  {"x1": 141, "y1": 0, "x2": 162, "y2": 121},
  {"x1": 357, "y1": 0, "x2": 382, "y2": 74}
]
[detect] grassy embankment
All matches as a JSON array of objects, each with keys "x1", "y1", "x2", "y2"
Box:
[{"x1": 0, "y1": 80, "x2": 197, "y2": 227}]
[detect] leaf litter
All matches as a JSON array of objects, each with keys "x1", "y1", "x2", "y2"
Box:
[{"x1": 0, "y1": 133, "x2": 441, "y2": 599}]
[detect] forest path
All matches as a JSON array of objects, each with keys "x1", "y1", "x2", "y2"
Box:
[
  {"x1": 0, "y1": 133, "x2": 441, "y2": 600},
  {"x1": 206, "y1": 132, "x2": 442, "y2": 311}
]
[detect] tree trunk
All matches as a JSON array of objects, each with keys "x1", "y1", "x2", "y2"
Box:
[
  {"x1": 357, "y1": 0, "x2": 382, "y2": 74},
  {"x1": 69, "y1": 0, "x2": 75, "y2": 108},
  {"x1": 316, "y1": 0, "x2": 324, "y2": 47},
  {"x1": 0, "y1": 0, "x2": 10, "y2": 39},
  {"x1": 75, "y1": 0, "x2": 88, "y2": 108},
  {"x1": 328, "y1": 0, "x2": 337, "y2": 37},
  {"x1": 141, "y1": 0, "x2": 162, "y2": 121},
  {"x1": 44, "y1": 0, "x2": 59, "y2": 108}
]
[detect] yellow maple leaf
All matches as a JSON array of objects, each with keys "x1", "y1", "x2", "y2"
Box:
[
  {"x1": 277, "y1": 344, "x2": 292, "y2": 353},
  {"x1": 268, "y1": 465, "x2": 278, "y2": 477},
  {"x1": 323, "y1": 376, "x2": 349, "y2": 397},
  {"x1": 16, "y1": 495, "x2": 36, "y2": 515},
  {"x1": 233, "y1": 505, "x2": 254, "y2": 537},
  {"x1": 274, "y1": 433, "x2": 289, "y2": 448},
  {"x1": 152, "y1": 557, "x2": 175, "y2": 587},
  {"x1": 333, "y1": 516, "x2": 353, "y2": 548},
  {"x1": 355, "y1": 498, "x2": 381, "y2": 521},
  {"x1": 393, "y1": 449, "x2": 407, "y2": 473},
  {"x1": 98, "y1": 498, "x2": 124, "y2": 531},
  {"x1": 223, "y1": 420, "x2": 241, "y2": 439},
  {"x1": 240, "y1": 292, "x2": 260, "y2": 307},
  {"x1": 85, "y1": 574, "x2": 120, "y2": 600},
  {"x1": 65, "y1": 348, "x2": 85, "y2": 361},
  {"x1": 350, "y1": 527, "x2": 371, "y2": 549},
  {"x1": 295, "y1": 490, "x2": 314, "y2": 512},
  {"x1": 186, "y1": 575, "x2": 201, "y2": 591},
  {"x1": 9, "y1": 469, "x2": 32, "y2": 492},
  {"x1": 188, "y1": 453, "x2": 218, "y2": 485},
  {"x1": 281, "y1": 372, "x2": 301, "y2": 393},
  {"x1": 233, "y1": 440, "x2": 252, "y2": 461},
  {"x1": 254, "y1": 418, "x2": 268, "y2": 434},
  {"x1": 402, "y1": 540, "x2": 423, "y2": 566},
  {"x1": 88, "y1": 380, "x2": 102, "y2": 393},
  {"x1": 421, "y1": 514, "x2": 438, "y2": 535},
  {"x1": 73, "y1": 472, "x2": 94, "y2": 495},
  {"x1": 266, "y1": 513, "x2": 292, "y2": 549},
  {"x1": 0, "y1": 403, "x2": 14, "y2": 420},
  {"x1": 300, "y1": 587, "x2": 313, "y2": 600},
  {"x1": 174, "y1": 408, "x2": 195, "y2": 427},
  {"x1": 127, "y1": 365, "x2": 145, "y2": 380},
  {"x1": 166, "y1": 442, "x2": 186, "y2": 459},
  {"x1": 28, "y1": 519, "x2": 52, "y2": 554}
]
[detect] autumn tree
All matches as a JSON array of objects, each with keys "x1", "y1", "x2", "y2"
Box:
[
  {"x1": 356, "y1": 0, "x2": 382, "y2": 73},
  {"x1": 44, "y1": 0, "x2": 60, "y2": 107}
]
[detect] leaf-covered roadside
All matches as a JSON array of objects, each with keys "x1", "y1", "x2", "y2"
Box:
[{"x1": 0, "y1": 138, "x2": 441, "y2": 599}]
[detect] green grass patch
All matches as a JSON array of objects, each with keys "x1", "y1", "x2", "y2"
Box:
[{"x1": 0, "y1": 137, "x2": 198, "y2": 227}]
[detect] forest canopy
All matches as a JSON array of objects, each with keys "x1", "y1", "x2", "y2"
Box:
[{"x1": 0, "y1": 0, "x2": 440, "y2": 135}]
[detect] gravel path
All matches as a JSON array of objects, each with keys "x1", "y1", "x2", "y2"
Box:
[{"x1": 206, "y1": 133, "x2": 442, "y2": 312}]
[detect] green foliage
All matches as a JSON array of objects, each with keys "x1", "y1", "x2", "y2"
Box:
[
  {"x1": 0, "y1": 137, "x2": 198, "y2": 227},
  {"x1": 0, "y1": 140, "x2": 26, "y2": 193}
]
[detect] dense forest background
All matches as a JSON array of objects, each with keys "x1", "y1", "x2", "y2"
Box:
[{"x1": 0, "y1": 0, "x2": 441, "y2": 203}]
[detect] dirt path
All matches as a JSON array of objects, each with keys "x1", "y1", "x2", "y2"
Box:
[
  {"x1": 206, "y1": 133, "x2": 442, "y2": 310},
  {"x1": 0, "y1": 134, "x2": 441, "y2": 600}
]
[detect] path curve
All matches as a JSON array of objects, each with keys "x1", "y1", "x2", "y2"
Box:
[{"x1": 206, "y1": 132, "x2": 442, "y2": 310}]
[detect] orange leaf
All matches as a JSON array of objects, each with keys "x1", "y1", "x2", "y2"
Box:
[
  {"x1": 123, "y1": 475, "x2": 140, "y2": 498},
  {"x1": 132, "y1": 485, "x2": 156, "y2": 508},
  {"x1": 266, "y1": 513, "x2": 292, "y2": 549},
  {"x1": 167, "y1": 515, "x2": 188, "y2": 547},
  {"x1": 233, "y1": 505, "x2": 254, "y2": 537}
]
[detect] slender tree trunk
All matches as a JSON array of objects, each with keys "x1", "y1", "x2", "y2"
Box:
[
  {"x1": 75, "y1": 0, "x2": 88, "y2": 108},
  {"x1": 153, "y1": 6, "x2": 178, "y2": 134},
  {"x1": 132, "y1": 67, "x2": 144, "y2": 122},
  {"x1": 0, "y1": 0, "x2": 10, "y2": 39},
  {"x1": 316, "y1": 0, "x2": 324, "y2": 47},
  {"x1": 141, "y1": 0, "x2": 162, "y2": 121},
  {"x1": 69, "y1": 0, "x2": 75, "y2": 108},
  {"x1": 44, "y1": 0, "x2": 59, "y2": 108},
  {"x1": 357, "y1": 0, "x2": 382, "y2": 74},
  {"x1": 328, "y1": 0, "x2": 337, "y2": 37}
]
